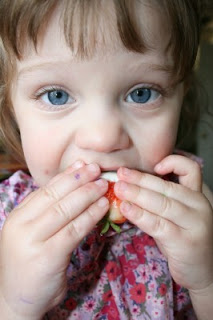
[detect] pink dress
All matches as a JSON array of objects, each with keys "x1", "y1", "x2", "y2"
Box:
[{"x1": 0, "y1": 152, "x2": 201, "y2": 319}]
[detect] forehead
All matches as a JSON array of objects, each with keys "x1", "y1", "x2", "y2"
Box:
[{"x1": 21, "y1": 0, "x2": 172, "y2": 65}]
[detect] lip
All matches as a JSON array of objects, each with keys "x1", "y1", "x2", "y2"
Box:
[
  {"x1": 100, "y1": 167, "x2": 121, "y2": 172},
  {"x1": 78, "y1": 160, "x2": 124, "y2": 172}
]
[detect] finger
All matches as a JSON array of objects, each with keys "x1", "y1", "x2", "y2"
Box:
[
  {"x1": 117, "y1": 166, "x2": 202, "y2": 208},
  {"x1": 15, "y1": 163, "x2": 101, "y2": 221},
  {"x1": 13, "y1": 189, "x2": 39, "y2": 210},
  {"x1": 14, "y1": 161, "x2": 85, "y2": 211},
  {"x1": 119, "y1": 200, "x2": 183, "y2": 243},
  {"x1": 154, "y1": 155, "x2": 202, "y2": 192},
  {"x1": 47, "y1": 160, "x2": 85, "y2": 186},
  {"x1": 31, "y1": 178, "x2": 108, "y2": 240},
  {"x1": 115, "y1": 181, "x2": 193, "y2": 229},
  {"x1": 47, "y1": 196, "x2": 109, "y2": 256}
]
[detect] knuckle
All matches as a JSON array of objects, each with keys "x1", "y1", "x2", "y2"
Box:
[
  {"x1": 135, "y1": 186, "x2": 144, "y2": 204},
  {"x1": 67, "y1": 220, "x2": 80, "y2": 240},
  {"x1": 136, "y1": 208, "x2": 146, "y2": 226},
  {"x1": 42, "y1": 185, "x2": 60, "y2": 202},
  {"x1": 153, "y1": 216, "x2": 167, "y2": 239},
  {"x1": 86, "y1": 205, "x2": 98, "y2": 222},
  {"x1": 53, "y1": 201, "x2": 70, "y2": 221},
  {"x1": 138, "y1": 173, "x2": 148, "y2": 187},
  {"x1": 195, "y1": 213, "x2": 212, "y2": 239},
  {"x1": 162, "y1": 179, "x2": 173, "y2": 197},
  {"x1": 195, "y1": 192, "x2": 209, "y2": 211},
  {"x1": 160, "y1": 195, "x2": 172, "y2": 218}
]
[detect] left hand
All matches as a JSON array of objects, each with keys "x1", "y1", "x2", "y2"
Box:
[{"x1": 115, "y1": 155, "x2": 213, "y2": 291}]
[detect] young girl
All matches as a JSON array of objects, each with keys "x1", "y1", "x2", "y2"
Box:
[{"x1": 0, "y1": 0, "x2": 212, "y2": 319}]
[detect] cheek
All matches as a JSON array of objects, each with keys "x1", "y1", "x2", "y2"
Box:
[
  {"x1": 141, "y1": 134, "x2": 175, "y2": 172},
  {"x1": 149, "y1": 133, "x2": 175, "y2": 165},
  {"x1": 135, "y1": 111, "x2": 180, "y2": 172},
  {"x1": 20, "y1": 128, "x2": 63, "y2": 184}
]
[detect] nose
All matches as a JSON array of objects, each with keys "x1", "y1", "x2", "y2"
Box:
[{"x1": 74, "y1": 111, "x2": 130, "y2": 153}]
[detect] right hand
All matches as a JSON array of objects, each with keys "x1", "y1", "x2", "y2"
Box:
[{"x1": 0, "y1": 162, "x2": 109, "y2": 320}]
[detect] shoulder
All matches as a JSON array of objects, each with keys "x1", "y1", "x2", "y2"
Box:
[{"x1": 0, "y1": 170, "x2": 37, "y2": 228}]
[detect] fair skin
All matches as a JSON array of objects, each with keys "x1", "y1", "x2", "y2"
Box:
[{"x1": 0, "y1": 2, "x2": 213, "y2": 320}]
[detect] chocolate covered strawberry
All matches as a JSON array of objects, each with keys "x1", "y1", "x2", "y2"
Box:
[{"x1": 100, "y1": 172, "x2": 126, "y2": 234}]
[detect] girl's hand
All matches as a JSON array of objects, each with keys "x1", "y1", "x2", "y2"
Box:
[
  {"x1": 115, "y1": 155, "x2": 213, "y2": 292},
  {"x1": 0, "y1": 162, "x2": 109, "y2": 320}
]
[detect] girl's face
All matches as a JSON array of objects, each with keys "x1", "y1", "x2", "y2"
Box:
[{"x1": 12, "y1": 2, "x2": 184, "y2": 186}]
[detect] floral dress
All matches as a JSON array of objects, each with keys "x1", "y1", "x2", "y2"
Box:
[{"x1": 0, "y1": 163, "x2": 199, "y2": 320}]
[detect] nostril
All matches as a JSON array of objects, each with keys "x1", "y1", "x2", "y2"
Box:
[{"x1": 74, "y1": 121, "x2": 130, "y2": 152}]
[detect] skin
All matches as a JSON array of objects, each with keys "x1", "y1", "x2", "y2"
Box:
[
  {"x1": 12, "y1": 1, "x2": 181, "y2": 186},
  {"x1": 0, "y1": 2, "x2": 212, "y2": 319}
]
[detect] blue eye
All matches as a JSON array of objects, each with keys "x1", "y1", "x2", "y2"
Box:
[
  {"x1": 126, "y1": 88, "x2": 160, "y2": 104},
  {"x1": 37, "y1": 88, "x2": 75, "y2": 107},
  {"x1": 46, "y1": 90, "x2": 69, "y2": 105}
]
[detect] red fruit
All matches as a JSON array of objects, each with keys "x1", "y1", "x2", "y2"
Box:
[
  {"x1": 105, "y1": 181, "x2": 126, "y2": 224},
  {"x1": 100, "y1": 172, "x2": 126, "y2": 234}
]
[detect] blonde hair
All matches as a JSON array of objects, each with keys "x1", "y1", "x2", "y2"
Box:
[{"x1": 0, "y1": 0, "x2": 204, "y2": 163}]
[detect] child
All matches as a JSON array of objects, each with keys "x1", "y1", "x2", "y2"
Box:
[{"x1": 0, "y1": 0, "x2": 212, "y2": 319}]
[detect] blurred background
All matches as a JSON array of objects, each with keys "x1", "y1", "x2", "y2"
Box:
[
  {"x1": 197, "y1": 2, "x2": 213, "y2": 190},
  {"x1": 197, "y1": 43, "x2": 213, "y2": 190}
]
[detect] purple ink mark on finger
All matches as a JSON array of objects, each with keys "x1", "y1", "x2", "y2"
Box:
[{"x1": 75, "y1": 173, "x2": 81, "y2": 180}]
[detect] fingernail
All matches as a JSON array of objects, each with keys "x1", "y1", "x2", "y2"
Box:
[
  {"x1": 154, "y1": 163, "x2": 162, "y2": 171},
  {"x1": 88, "y1": 163, "x2": 99, "y2": 172},
  {"x1": 72, "y1": 160, "x2": 84, "y2": 169},
  {"x1": 95, "y1": 179, "x2": 107, "y2": 187},
  {"x1": 120, "y1": 201, "x2": 132, "y2": 212},
  {"x1": 98, "y1": 197, "x2": 109, "y2": 207},
  {"x1": 121, "y1": 167, "x2": 131, "y2": 176}
]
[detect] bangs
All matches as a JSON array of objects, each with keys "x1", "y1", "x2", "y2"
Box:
[
  {"x1": 0, "y1": 0, "x2": 146, "y2": 58},
  {"x1": 0, "y1": 0, "x2": 204, "y2": 163},
  {"x1": 63, "y1": 0, "x2": 146, "y2": 58},
  {"x1": 0, "y1": 0, "x2": 202, "y2": 80}
]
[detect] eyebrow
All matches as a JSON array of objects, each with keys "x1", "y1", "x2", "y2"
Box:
[
  {"x1": 18, "y1": 61, "x2": 64, "y2": 77},
  {"x1": 150, "y1": 63, "x2": 173, "y2": 73},
  {"x1": 18, "y1": 59, "x2": 173, "y2": 77},
  {"x1": 129, "y1": 60, "x2": 173, "y2": 74}
]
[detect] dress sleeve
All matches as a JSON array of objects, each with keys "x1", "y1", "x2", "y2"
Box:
[
  {"x1": 0, "y1": 184, "x2": 9, "y2": 230},
  {"x1": 173, "y1": 281, "x2": 197, "y2": 319},
  {"x1": 0, "y1": 171, "x2": 37, "y2": 230}
]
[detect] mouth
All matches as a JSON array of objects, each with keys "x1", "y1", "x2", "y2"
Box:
[{"x1": 100, "y1": 167, "x2": 120, "y2": 172}]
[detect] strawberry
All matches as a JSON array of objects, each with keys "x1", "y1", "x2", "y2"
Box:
[{"x1": 100, "y1": 172, "x2": 126, "y2": 234}]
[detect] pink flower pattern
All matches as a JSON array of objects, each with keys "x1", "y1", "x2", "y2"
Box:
[{"x1": 0, "y1": 153, "x2": 201, "y2": 319}]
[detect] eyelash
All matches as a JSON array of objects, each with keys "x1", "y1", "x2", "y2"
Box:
[
  {"x1": 32, "y1": 83, "x2": 170, "y2": 111},
  {"x1": 32, "y1": 85, "x2": 74, "y2": 110},
  {"x1": 126, "y1": 84, "x2": 168, "y2": 102}
]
